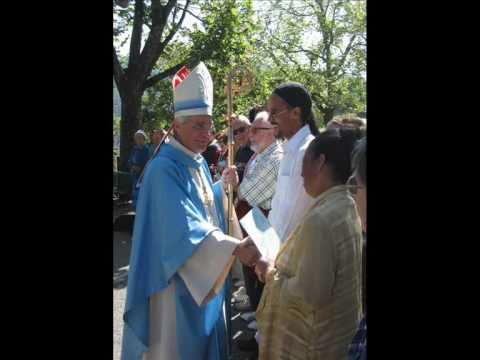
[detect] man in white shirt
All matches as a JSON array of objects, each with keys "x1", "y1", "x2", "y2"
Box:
[
  {"x1": 235, "y1": 82, "x2": 321, "y2": 349},
  {"x1": 231, "y1": 82, "x2": 321, "y2": 262},
  {"x1": 266, "y1": 82, "x2": 320, "y2": 245}
]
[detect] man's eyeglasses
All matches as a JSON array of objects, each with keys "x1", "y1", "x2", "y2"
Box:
[
  {"x1": 191, "y1": 123, "x2": 215, "y2": 133},
  {"x1": 233, "y1": 126, "x2": 248, "y2": 136},
  {"x1": 270, "y1": 108, "x2": 289, "y2": 122},
  {"x1": 250, "y1": 126, "x2": 277, "y2": 134}
]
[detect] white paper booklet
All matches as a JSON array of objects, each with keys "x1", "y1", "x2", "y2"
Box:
[{"x1": 239, "y1": 207, "x2": 281, "y2": 260}]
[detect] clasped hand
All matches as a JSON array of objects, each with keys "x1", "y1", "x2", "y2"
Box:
[
  {"x1": 222, "y1": 166, "x2": 239, "y2": 188},
  {"x1": 233, "y1": 236, "x2": 260, "y2": 267},
  {"x1": 254, "y1": 257, "x2": 275, "y2": 283},
  {"x1": 233, "y1": 237, "x2": 274, "y2": 283}
]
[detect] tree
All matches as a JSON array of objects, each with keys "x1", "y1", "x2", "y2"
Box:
[
  {"x1": 114, "y1": 0, "x2": 257, "y2": 142},
  {"x1": 258, "y1": 0, "x2": 366, "y2": 124},
  {"x1": 113, "y1": 0, "x2": 255, "y2": 170},
  {"x1": 114, "y1": 0, "x2": 192, "y2": 169}
]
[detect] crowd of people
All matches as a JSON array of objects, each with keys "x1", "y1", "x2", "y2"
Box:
[{"x1": 120, "y1": 62, "x2": 367, "y2": 360}]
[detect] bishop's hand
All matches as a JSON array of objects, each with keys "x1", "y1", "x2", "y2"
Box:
[
  {"x1": 254, "y1": 257, "x2": 275, "y2": 283},
  {"x1": 233, "y1": 237, "x2": 260, "y2": 267},
  {"x1": 222, "y1": 166, "x2": 239, "y2": 188}
]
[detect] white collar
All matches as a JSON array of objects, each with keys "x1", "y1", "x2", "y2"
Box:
[
  {"x1": 283, "y1": 125, "x2": 312, "y2": 153},
  {"x1": 167, "y1": 136, "x2": 204, "y2": 162}
]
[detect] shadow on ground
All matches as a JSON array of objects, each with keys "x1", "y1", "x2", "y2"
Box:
[
  {"x1": 113, "y1": 231, "x2": 132, "y2": 289},
  {"x1": 113, "y1": 201, "x2": 135, "y2": 289}
]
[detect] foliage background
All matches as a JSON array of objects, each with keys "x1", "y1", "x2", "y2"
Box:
[{"x1": 114, "y1": 0, "x2": 366, "y2": 146}]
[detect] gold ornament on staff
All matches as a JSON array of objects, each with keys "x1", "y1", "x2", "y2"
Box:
[{"x1": 225, "y1": 67, "x2": 254, "y2": 235}]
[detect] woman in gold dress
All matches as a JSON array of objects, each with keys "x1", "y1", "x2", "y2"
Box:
[{"x1": 254, "y1": 128, "x2": 364, "y2": 360}]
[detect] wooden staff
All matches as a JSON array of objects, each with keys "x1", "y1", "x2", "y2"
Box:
[
  {"x1": 225, "y1": 67, "x2": 254, "y2": 234},
  {"x1": 226, "y1": 72, "x2": 235, "y2": 236}
]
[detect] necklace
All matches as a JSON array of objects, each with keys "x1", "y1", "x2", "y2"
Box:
[{"x1": 195, "y1": 168, "x2": 218, "y2": 227}]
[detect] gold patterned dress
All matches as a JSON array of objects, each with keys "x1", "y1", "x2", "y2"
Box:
[{"x1": 256, "y1": 185, "x2": 363, "y2": 360}]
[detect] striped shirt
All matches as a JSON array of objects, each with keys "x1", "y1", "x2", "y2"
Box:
[{"x1": 238, "y1": 141, "x2": 283, "y2": 210}]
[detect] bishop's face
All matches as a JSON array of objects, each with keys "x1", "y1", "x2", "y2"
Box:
[{"x1": 174, "y1": 115, "x2": 214, "y2": 154}]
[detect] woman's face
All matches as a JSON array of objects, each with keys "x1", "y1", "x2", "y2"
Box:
[
  {"x1": 134, "y1": 134, "x2": 145, "y2": 146},
  {"x1": 301, "y1": 149, "x2": 320, "y2": 197},
  {"x1": 232, "y1": 120, "x2": 250, "y2": 147}
]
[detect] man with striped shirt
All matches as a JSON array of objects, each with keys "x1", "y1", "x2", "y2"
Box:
[
  {"x1": 227, "y1": 111, "x2": 283, "y2": 214},
  {"x1": 223, "y1": 110, "x2": 283, "y2": 352}
]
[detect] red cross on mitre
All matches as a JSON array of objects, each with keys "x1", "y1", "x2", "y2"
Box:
[{"x1": 173, "y1": 66, "x2": 191, "y2": 89}]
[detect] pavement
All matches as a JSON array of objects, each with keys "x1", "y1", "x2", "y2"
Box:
[{"x1": 113, "y1": 202, "x2": 258, "y2": 360}]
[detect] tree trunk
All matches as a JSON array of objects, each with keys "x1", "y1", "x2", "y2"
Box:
[{"x1": 119, "y1": 88, "x2": 143, "y2": 171}]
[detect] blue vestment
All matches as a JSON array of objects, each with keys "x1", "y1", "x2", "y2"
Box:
[{"x1": 121, "y1": 143, "x2": 228, "y2": 360}]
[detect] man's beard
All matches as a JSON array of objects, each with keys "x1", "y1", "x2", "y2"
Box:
[
  {"x1": 276, "y1": 129, "x2": 285, "y2": 140},
  {"x1": 250, "y1": 143, "x2": 259, "y2": 153}
]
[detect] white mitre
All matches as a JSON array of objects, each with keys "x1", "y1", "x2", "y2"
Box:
[{"x1": 172, "y1": 62, "x2": 213, "y2": 118}]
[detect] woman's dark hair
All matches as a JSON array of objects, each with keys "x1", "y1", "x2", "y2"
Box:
[
  {"x1": 351, "y1": 137, "x2": 366, "y2": 186},
  {"x1": 307, "y1": 128, "x2": 364, "y2": 184},
  {"x1": 248, "y1": 105, "x2": 265, "y2": 123},
  {"x1": 273, "y1": 82, "x2": 320, "y2": 136}
]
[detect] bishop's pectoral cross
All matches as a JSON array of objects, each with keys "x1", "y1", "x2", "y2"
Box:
[{"x1": 196, "y1": 169, "x2": 215, "y2": 213}]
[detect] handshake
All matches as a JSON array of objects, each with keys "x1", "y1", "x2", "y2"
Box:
[{"x1": 232, "y1": 236, "x2": 274, "y2": 283}]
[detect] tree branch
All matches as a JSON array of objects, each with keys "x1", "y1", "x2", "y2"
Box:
[
  {"x1": 159, "y1": 0, "x2": 190, "y2": 53},
  {"x1": 311, "y1": 92, "x2": 327, "y2": 110},
  {"x1": 288, "y1": 47, "x2": 320, "y2": 58},
  {"x1": 113, "y1": 46, "x2": 125, "y2": 96},
  {"x1": 135, "y1": 0, "x2": 177, "y2": 80},
  {"x1": 313, "y1": 1, "x2": 329, "y2": 63},
  {"x1": 150, "y1": 0, "x2": 169, "y2": 27},
  {"x1": 333, "y1": 34, "x2": 357, "y2": 76},
  {"x1": 129, "y1": 0, "x2": 145, "y2": 70},
  {"x1": 315, "y1": 0, "x2": 324, "y2": 13},
  {"x1": 171, "y1": 2, "x2": 179, "y2": 26},
  {"x1": 267, "y1": 29, "x2": 312, "y2": 66},
  {"x1": 326, "y1": 0, "x2": 332, "y2": 14},
  {"x1": 290, "y1": 9, "x2": 315, "y2": 18},
  {"x1": 115, "y1": 0, "x2": 130, "y2": 8},
  {"x1": 138, "y1": 0, "x2": 191, "y2": 83},
  {"x1": 142, "y1": 62, "x2": 187, "y2": 90},
  {"x1": 264, "y1": 46, "x2": 290, "y2": 78},
  {"x1": 156, "y1": 0, "x2": 176, "y2": 26},
  {"x1": 176, "y1": 5, "x2": 204, "y2": 24}
]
